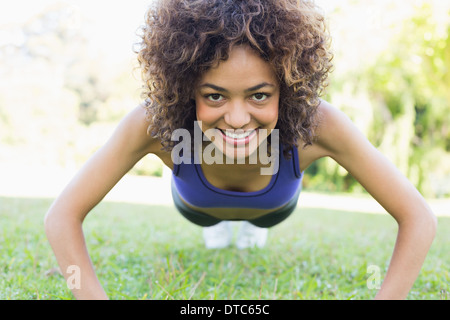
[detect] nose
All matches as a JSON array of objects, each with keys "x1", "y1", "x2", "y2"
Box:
[{"x1": 224, "y1": 101, "x2": 251, "y2": 129}]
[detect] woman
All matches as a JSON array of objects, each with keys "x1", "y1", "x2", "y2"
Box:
[{"x1": 45, "y1": 0, "x2": 436, "y2": 300}]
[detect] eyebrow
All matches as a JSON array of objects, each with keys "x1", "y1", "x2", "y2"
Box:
[{"x1": 199, "y1": 82, "x2": 275, "y2": 93}]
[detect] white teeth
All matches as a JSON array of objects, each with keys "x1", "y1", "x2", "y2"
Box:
[{"x1": 222, "y1": 129, "x2": 254, "y2": 139}]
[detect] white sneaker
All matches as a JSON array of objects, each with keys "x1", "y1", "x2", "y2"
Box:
[
  {"x1": 236, "y1": 221, "x2": 268, "y2": 249},
  {"x1": 202, "y1": 221, "x2": 232, "y2": 249}
]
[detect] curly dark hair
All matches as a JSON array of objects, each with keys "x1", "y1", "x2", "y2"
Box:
[{"x1": 137, "y1": 0, "x2": 333, "y2": 153}]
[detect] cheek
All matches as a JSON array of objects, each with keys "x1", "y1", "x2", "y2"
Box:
[
  {"x1": 257, "y1": 103, "x2": 279, "y2": 126},
  {"x1": 195, "y1": 101, "x2": 219, "y2": 124}
]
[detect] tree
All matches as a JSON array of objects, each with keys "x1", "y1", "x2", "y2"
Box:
[
  {"x1": 304, "y1": 1, "x2": 450, "y2": 198},
  {"x1": 366, "y1": 3, "x2": 450, "y2": 197}
]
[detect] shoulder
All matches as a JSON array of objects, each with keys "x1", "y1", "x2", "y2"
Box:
[
  {"x1": 110, "y1": 104, "x2": 165, "y2": 157},
  {"x1": 296, "y1": 99, "x2": 370, "y2": 171},
  {"x1": 312, "y1": 99, "x2": 385, "y2": 174},
  {"x1": 314, "y1": 99, "x2": 359, "y2": 155}
]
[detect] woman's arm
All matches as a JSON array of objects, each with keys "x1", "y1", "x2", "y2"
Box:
[
  {"x1": 44, "y1": 105, "x2": 161, "y2": 299},
  {"x1": 312, "y1": 100, "x2": 437, "y2": 300}
]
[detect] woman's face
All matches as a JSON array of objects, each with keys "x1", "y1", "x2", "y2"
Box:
[{"x1": 194, "y1": 45, "x2": 280, "y2": 161}]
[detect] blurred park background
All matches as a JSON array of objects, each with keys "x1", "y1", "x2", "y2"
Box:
[{"x1": 0, "y1": 0, "x2": 449, "y2": 202}]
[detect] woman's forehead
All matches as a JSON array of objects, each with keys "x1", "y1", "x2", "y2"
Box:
[{"x1": 197, "y1": 45, "x2": 278, "y2": 88}]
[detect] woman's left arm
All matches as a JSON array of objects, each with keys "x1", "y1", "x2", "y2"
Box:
[{"x1": 315, "y1": 100, "x2": 437, "y2": 300}]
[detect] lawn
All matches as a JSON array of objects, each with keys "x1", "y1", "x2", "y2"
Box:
[{"x1": 0, "y1": 195, "x2": 448, "y2": 300}]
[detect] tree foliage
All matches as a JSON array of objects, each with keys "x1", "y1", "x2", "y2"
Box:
[
  {"x1": 305, "y1": 2, "x2": 450, "y2": 197},
  {"x1": 0, "y1": 3, "x2": 139, "y2": 167}
]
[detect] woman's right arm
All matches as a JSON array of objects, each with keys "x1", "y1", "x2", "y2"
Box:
[{"x1": 44, "y1": 105, "x2": 161, "y2": 300}]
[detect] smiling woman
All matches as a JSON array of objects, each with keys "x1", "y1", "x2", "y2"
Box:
[
  {"x1": 44, "y1": 0, "x2": 436, "y2": 301},
  {"x1": 138, "y1": 0, "x2": 333, "y2": 155},
  {"x1": 194, "y1": 45, "x2": 280, "y2": 160}
]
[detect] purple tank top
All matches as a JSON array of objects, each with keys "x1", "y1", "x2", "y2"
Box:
[{"x1": 172, "y1": 145, "x2": 302, "y2": 209}]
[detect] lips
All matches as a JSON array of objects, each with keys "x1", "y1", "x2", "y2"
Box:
[{"x1": 218, "y1": 128, "x2": 258, "y2": 146}]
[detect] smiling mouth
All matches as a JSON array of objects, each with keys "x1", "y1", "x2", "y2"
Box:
[
  {"x1": 220, "y1": 129, "x2": 255, "y2": 139},
  {"x1": 218, "y1": 128, "x2": 258, "y2": 146}
]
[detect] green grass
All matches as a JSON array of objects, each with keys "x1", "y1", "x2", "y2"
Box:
[{"x1": 0, "y1": 195, "x2": 449, "y2": 300}]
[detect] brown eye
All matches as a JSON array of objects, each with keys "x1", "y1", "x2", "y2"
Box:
[
  {"x1": 251, "y1": 93, "x2": 269, "y2": 102},
  {"x1": 207, "y1": 94, "x2": 224, "y2": 102}
]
